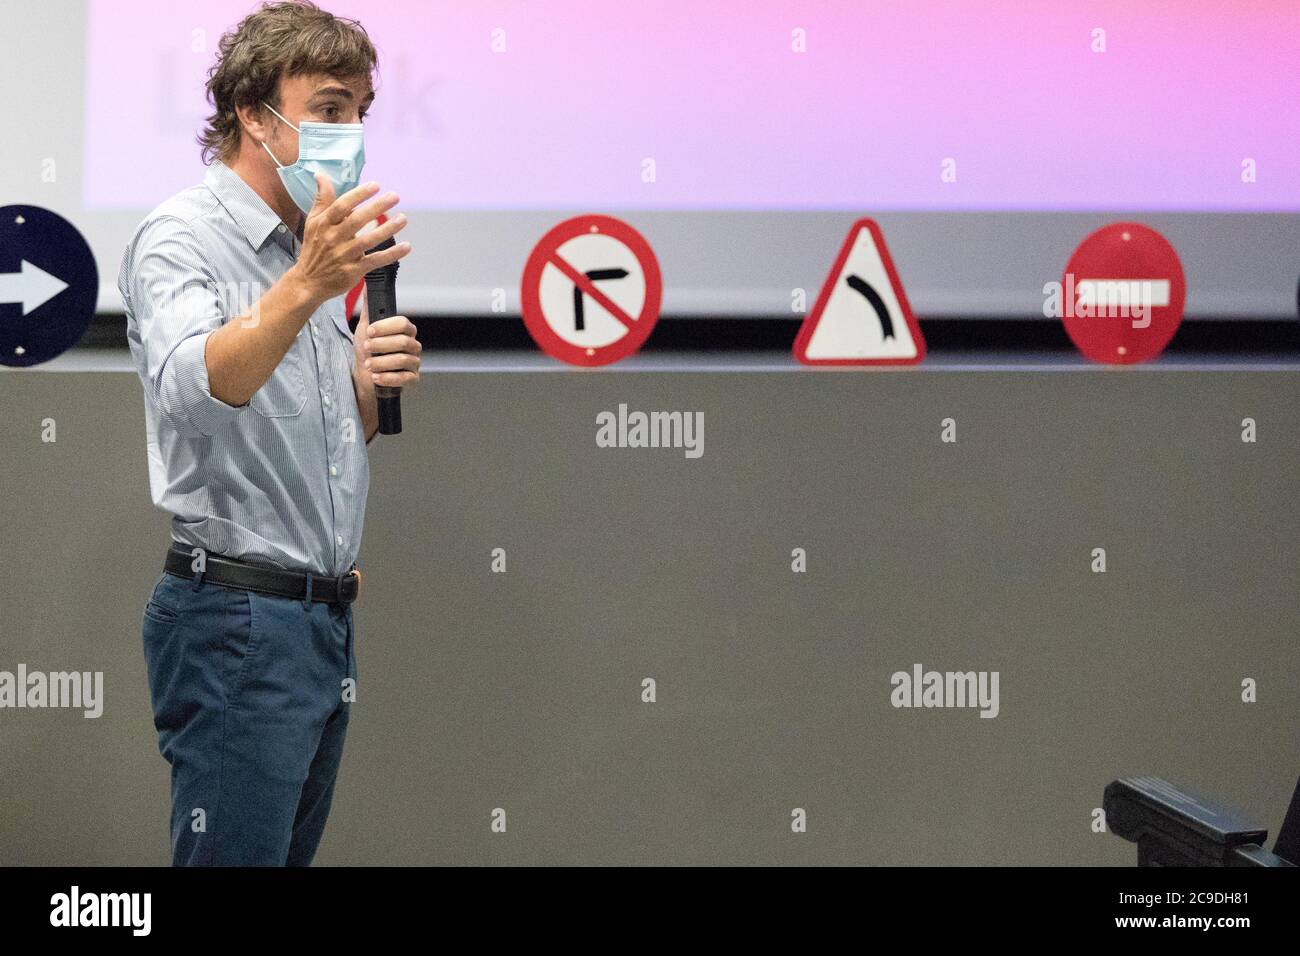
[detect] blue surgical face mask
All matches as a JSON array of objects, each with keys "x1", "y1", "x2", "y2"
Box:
[{"x1": 260, "y1": 101, "x2": 365, "y2": 215}]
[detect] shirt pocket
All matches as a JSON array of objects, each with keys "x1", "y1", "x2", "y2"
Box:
[{"x1": 250, "y1": 337, "x2": 309, "y2": 418}]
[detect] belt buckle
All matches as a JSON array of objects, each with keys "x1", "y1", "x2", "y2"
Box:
[{"x1": 336, "y1": 568, "x2": 361, "y2": 604}]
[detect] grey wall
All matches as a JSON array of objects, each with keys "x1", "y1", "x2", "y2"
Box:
[
  {"x1": 1, "y1": 369, "x2": 1297, "y2": 865},
  {"x1": 3, "y1": 0, "x2": 1298, "y2": 319}
]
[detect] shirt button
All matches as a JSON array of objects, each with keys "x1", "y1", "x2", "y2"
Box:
[
  {"x1": 277, "y1": 224, "x2": 287, "y2": 233},
  {"x1": 336, "y1": 535, "x2": 344, "y2": 547},
  {"x1": 330, "y1": 465, "x2": 338, "y2": 477},
  {"x1": 311, "y1": 324, "x2": 318, "y2": 336},
  {"x1": 322, "y1": 395, "x2": 331, "y2": 407}
]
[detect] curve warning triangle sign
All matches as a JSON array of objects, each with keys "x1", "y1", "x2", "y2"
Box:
[{"x1": 793, "y1": 218, "x2": 925, "y2": 366}]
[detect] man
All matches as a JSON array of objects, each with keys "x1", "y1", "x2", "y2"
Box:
[{"x1": 119, "y1": 1, "x2": 420, "y2": 865}]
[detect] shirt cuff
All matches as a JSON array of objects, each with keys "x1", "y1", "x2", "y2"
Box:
[{"x1": 159, "y1": 330, "x2": 245, "y2": 438}]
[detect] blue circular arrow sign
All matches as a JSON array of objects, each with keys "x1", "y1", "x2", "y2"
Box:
[{"x1": 0, "y1": 205, "x2": 98, "y2": 367}]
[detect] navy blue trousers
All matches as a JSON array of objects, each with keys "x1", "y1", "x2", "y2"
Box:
[{"x1": 141, "y1": 568, "x2": 356, "y2": 866}]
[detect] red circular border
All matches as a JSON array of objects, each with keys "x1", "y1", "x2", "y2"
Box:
[
  {"x1": 520, "y1": 215, "x2": 663, "y2": 367},
  {"x1": 1062, "y1": 222, "x2": 1186, "y2": 365}
]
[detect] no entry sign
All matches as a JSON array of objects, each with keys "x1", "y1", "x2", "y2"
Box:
[
  {"x1": 1061, "y1": 222, "x2": 1186, "y2": 365},
  {"x1": 520, "y1": 215, "x2": 662, "y2": 367}
]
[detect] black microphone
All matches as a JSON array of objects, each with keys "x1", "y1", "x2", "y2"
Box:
[{"x1": 363, "y1": 234, "x2": 403, "y2": 435}]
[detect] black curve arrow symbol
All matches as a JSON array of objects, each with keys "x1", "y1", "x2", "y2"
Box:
[{"x1": 845, "y1": 274, "x2": 894, "y2": 339}]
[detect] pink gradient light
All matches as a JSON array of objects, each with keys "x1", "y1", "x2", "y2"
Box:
[{"x1": 85, "y1": 0, "x2": 1300, "y2": 210}]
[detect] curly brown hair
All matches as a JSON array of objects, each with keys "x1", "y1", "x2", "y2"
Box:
[{"x1": 198, "y1": 1, "x2": 378, "y2": 165}]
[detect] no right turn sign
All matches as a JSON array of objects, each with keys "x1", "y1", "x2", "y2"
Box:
[{"x1": 520, "y1": 215, "x2": 662, "y2": 367}]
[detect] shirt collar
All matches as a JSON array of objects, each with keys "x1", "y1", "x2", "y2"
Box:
[{"x1": 204, "y1": 159, "x2": 293, "y2": 253}]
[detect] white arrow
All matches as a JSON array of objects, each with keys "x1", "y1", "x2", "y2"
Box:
[{"x1": 0, "y1": 260, "x2": 70, "y2": 315}]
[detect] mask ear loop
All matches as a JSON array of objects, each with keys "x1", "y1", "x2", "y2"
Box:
[
  {"x1": 259, "y1": 101, "x2": 298, "y2": 169},
  {"x1": 262, "y1": 100, "x2": 300, "y2": 134},
  {"x1": 260, "y1": 139, "x2": 287, "y2": 170}
]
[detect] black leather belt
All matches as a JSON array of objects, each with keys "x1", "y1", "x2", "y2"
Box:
[{"x1": 164, "y1": 543, "x2": 361, "y2": 605}]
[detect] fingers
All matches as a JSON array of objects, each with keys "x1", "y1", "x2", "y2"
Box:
[
  {"x1": 364, "y1": 350, "x2": 421, "y2": 372},
  {"x1": 365, "y1": 316, "x2": 418, "y2": 340},
  {"x1": 321, "y1": 180, "x2": 381, "y2": 226},
  {"x1": 345, "y1": 212, "x2": 408, "y2": 259},
  {"x1": 365, "y1": 337, "x2": 422, "y2": 363},
  {"x1": 359, "y1": 239, "x2": 412, "y2": 272},
  {"x1": 309, "y1": 172, "x2": 337, "y2": 215},
  {"x1": 297, "y1": 179, "x2": 410, "y2": 300},
  {"x1": 345, "y1": 191, "x2": 402, "y2": 237},
  {"x1": 370, "y1": 370, "x2": 420, "y2": 388},
  {"x1": 363, "y1": 337, "x2": 422, "y2": 387},
  {"x1": 360, "y1": 317, "x2": 422, "y2": 374}
]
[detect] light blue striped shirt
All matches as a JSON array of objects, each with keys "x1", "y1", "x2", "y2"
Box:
[{"x1": 119, "y1": 159, "x2": 369, "y2": 577}]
